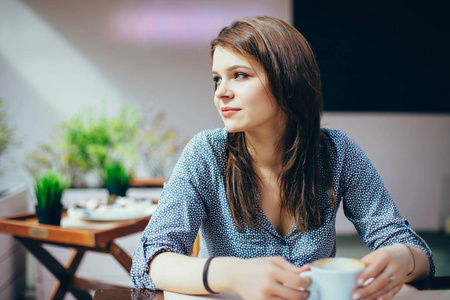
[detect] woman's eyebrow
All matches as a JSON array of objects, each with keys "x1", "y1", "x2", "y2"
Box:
[{"x1": 212, "y1": 65, "x2": 253, "y2": 74}]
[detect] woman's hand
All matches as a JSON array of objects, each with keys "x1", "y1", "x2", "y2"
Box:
[
  {"x1": 351, "y1": 244, "x2": 414, "y2": 300},
  {"x1": 212, "y1": 256, "x2": 311, "y2": 300}
]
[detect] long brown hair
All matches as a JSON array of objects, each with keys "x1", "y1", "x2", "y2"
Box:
[{"x1": 211, "y1": 16, "x2": 334, "y2": 231}]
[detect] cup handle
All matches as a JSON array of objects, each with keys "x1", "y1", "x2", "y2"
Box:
[{"x1": 299, "y1": 271, "x2": 319, "y2": 300}]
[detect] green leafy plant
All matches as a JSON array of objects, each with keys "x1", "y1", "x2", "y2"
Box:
[
  {"x1": 26, "y1": 103, "x2": 184, "y2": 186},
  {"x1": 101, "y1": 158, "x2": 131, "y2": 189},
  {"x1": 60, "y1": 106, "x2": 140, "y2": 181},
  {"x1": 25, "y1": 143, "x2": 71, "y2": 181},
  {"x1": 26, "y1": 105, "x2": 140, "y2": 187},
  {"x1": 34, "y1": 170, "x2": 70, "y2": 208}
]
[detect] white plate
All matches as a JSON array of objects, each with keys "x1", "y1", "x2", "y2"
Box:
[{"x1": 67, "y1": 198, "x2": 157, "y2": 221}]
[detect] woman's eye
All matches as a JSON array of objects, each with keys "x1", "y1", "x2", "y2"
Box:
[
  {"x1": 212, "y1": 76, "x2": 221, "y2": 90},
  {"x1": 234, "y1": 72, "x2": 248, "y2": 79}
]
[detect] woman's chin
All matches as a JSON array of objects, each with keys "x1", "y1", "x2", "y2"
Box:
[{"x1": 224, "y1": 126, "x2": 244, "y2": 133}]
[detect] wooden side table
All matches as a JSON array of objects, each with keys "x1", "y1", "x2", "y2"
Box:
[{"x1": 0, "y1": 212, "x2": 151, "y2": 300}]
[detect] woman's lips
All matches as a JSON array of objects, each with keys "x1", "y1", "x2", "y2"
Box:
[{"x1": 221, "y1": 107, "x2": 240, "y2": 117}]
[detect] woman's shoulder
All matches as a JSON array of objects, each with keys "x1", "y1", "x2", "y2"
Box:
[
  {"x1": 321, "y1": 127, "x2": 369, "y2": 163},
  {"x1": 184, "y1": 128, "x2": 228, "y2": 155},
  {"x1": 321, "y1": 127, "x2": 349, "y2": 149},
  {"x1": 321, "y1": 127, "x2": 363, "y2": 159},
  {"x1": 193, "y1": 128, "x2": 227, "y2": 140},
  {"x1": 321, "y1": 127, "x2": 347, "y2": 140},
  {"x1": 190, "y1": 128, "x2": 227, "y2": 145}
]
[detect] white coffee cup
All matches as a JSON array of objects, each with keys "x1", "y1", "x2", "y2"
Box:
[{"x1": 300, "y1": 257, "x2": 366, "y2": 300}]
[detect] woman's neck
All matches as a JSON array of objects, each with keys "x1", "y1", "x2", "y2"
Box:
[{"x1": 245, "y1": 130, "x2": 283, "y2": 171}]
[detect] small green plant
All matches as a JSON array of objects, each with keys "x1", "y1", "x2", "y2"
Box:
[
  {"x1": 101, "y1": 158, "x2": 131, "y2": 189},
  {"x1": 34, "y1": 170, "x2": 70, "y2": 208},
  {"x1": 60, "y1": 106, "x2": 139, "y2": 183}
]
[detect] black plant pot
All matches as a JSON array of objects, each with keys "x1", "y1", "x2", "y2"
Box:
[
  {"x1": 105, "y1": 185, "x2": 128, "y2": 197},
  {"x1": 35, "y1": 204, "x2": 63, "y2": 226}
]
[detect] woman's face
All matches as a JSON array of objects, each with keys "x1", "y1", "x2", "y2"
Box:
[{"x1": 212, "y1": 47, "x2": 285, "y2": 135}]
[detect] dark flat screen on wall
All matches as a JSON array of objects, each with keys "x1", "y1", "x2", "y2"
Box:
[{"x1": 293, "y1": 0, "x2": 450, "y2": 112}]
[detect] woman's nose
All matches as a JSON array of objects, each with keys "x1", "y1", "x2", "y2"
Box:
[{"x1": 215, "y1": 81, "x2": 234, "y2": 99}]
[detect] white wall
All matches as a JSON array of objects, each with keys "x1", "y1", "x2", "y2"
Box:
[
  {"x1": 1, "y1": 0, "x2": 449, "y2": 234},
  {"x1": 0, "y1": 0, "x2": 291, "y2": 187}
]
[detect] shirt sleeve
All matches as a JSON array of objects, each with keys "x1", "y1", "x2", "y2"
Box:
[
  {"x1": 339, "y1": 135, "x2": 435, "y2": 276},
  {"x1": 130, "y1": 135, "x2": 209, "y2": 289}
]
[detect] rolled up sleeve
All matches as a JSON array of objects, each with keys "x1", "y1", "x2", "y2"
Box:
[{"x1": 339, "y1": 135, "x2": 435, "y2": 276}]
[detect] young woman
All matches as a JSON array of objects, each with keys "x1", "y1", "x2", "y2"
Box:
[{"x1": 131, "y1": 16, "x2": 434, "y2": 300}]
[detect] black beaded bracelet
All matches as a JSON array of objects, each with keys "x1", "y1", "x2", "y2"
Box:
[{"x1": 202, "y1": 257, "x2": 218, "y2": 294}]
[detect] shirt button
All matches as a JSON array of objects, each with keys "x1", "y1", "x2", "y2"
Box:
[{"x1": 280, "y1": 239, "x2": 286, "y2": 246}]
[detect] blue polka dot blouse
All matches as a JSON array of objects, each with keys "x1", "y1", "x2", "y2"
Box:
[{"x1": 131, "y1": 128, "x2": 434, "y2": 289}]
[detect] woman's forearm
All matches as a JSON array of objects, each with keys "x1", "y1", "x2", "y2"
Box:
[
  {"x1": 149, "y1": 252, "x2": 236, "y2": 294},
  {"x1": 149, "y1": 252, "x2": 209, "y2": 294},
  {"x1": 150, "y1": 253, "x2": 312, "y2": 299},
  {"x1": 404, "y1": 245, "x2": 431, "y2": 282}
]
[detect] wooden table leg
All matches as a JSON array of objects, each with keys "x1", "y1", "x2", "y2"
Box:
[
  {"x1": 110, "y1": 241, "x2": 132, "y2": 273},
  {"x1": 50, "y1": 249, "x2": 88, "y2": 300},
  {"x1": 16, "y1": 237, "x2": 91, "y2": 300}
]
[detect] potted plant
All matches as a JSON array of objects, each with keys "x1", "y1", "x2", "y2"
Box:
[
  {"x1": 34, "y1": 170, "x2": 70, "y2": 226},
  {"x1": 101, "y1": 158, "x2": 131, "y2": 200},
  {"x1": 60, "y1": 106, "x2": 139, "y2": 187}
]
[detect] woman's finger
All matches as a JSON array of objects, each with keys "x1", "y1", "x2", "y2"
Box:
[
  {"x1": 267, "y1": 282, "x2": 310, "y2": 300},
  {"x1": 353, "y1": 265, "x2": 397, "y2": 299},
  {"x1": 270, "y1": 257, "x2": 311, "y2": 289},
  {"x1": 272, "y1": 256, "x2": 306, "y2": 274},
  {"x1": 357, "y1": 251, "x2": 390, "y2": 286},
  {"x1": 374, "y1": 283, "x2": 403, "y2": 300},
  {"x1": 369, "y1": 274, "x2": 403, "y2": 300},
  {"x1": 266, "y1": 267, "x2": 311, "y2": 291},
  {"x1": 235, "y1": 257, "x2": 311, "y2": 300}
]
